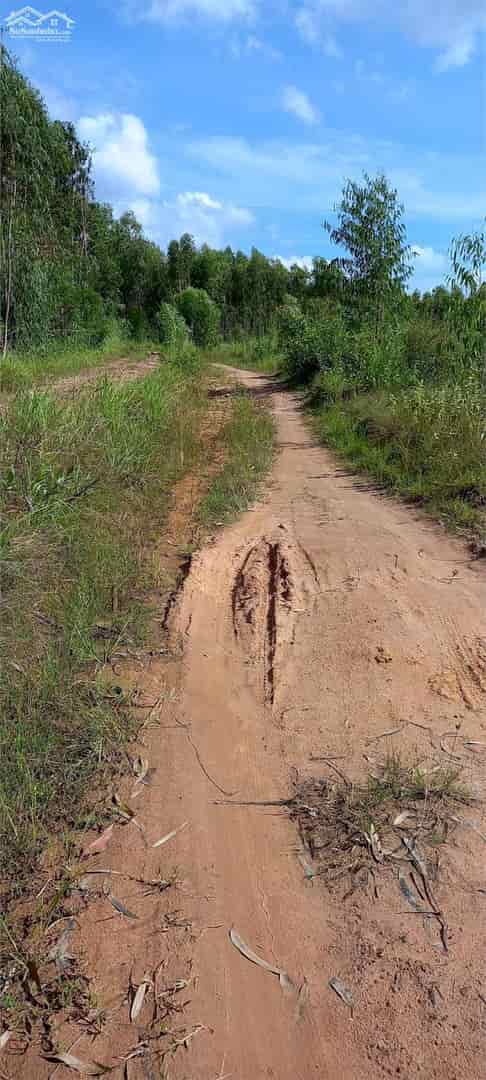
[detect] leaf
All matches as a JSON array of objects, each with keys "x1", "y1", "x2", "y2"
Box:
[
  {"x1": 365, "y1": 823, "x2": 384, "y2": 864},
  {"x1": 113, "y1": 794, "x2": 134, "y2": 821},
  {"x1": 398, "y1": 872, "x2": 421, "y2": 911},
  {"x1": 130, "y1": 976, "x2": 152, "y2": 1022},
  {"x1": 109, "y1": 896, "x2": 138, "y2": 920},
  {"x1": 329, "y1": 976, "x2": 354, "y2": 1010},
  {"x1": 41, "y1": 1052, "x2": 111, "y2": 1074},
  {"x1": 83, "y1": 825, "x2": 114, "y2": 858},
  {"x1": 48, "y1": 919, "x2": 76, "y2": 969},
  {"x1": 393, "y1": 811, "x2": 414, "y2": 827},
  {"x1": 152, "y1": 821, "x2": 188, "y2": 848},
  {"x1": 133, "y1": 757, "x2": 150, "y2": 783},
  {"x1": 229, "y1": 928, "x2": 288, "y2": 982},
  {"x1": 26, "y1": 958, "x2": 42, "y2": 992},
  {"x1": 0, "y1": 1031, "x2": 12, "y2": 1051}
]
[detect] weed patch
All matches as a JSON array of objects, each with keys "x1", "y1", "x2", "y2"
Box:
[
  {"x1": 0, "y1": 364, "x2": 206, "y2": 893},
  {"x1": 0, "y1": 335, "x2": 153, "y2": 393},
  {"x1": 291, "y1": 752, "x2": 472, "y2": 895},
  {"x1": 312, "y1": 380, "x2": 486, "y2": 539},
  {"x1": 199, "y1": 393, "x2": 274, "y2": 526}
]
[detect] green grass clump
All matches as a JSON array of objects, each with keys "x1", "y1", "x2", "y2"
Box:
[
  {"x1": 313, "y1": 378, "x2": 486, "y2": 536},
  {"x1": 199, "y1": 393, "x2": 274, "y2": 525},
  {"x1": 0, "y1": 363, "x2": 206, "y2": 889}
]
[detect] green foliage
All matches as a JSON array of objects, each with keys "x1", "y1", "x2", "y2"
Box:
[
  {"x1": 0, "y1": 363, "x2": 206, "y2": 883},
  {"x1": 199, "y1": 394, "x2": 274, "y2": 525},
  {"x1": 176, "y1": 286, "x2": 221, "y2": 347},
  {"x1": 448, "y1": 221, "x2": 486, "y2": 372},
  {"x1": 325, "y1": 172, "x2": 413, "y2": 329},
  {"x1": 314, "y1": 378, "x2": 485, "y2": 528},
  {"x1": 156, "y1": 301, "x2": 189, "y2": 349}
]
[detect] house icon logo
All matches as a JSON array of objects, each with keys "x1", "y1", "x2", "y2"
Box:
[{"x1": 5, "y1": 6, "x2": 75, "y2": 40}]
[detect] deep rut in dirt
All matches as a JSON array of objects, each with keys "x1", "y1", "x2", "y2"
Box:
[{"x1": 231, "y1": 534, "x2": 318, "y2": 705}]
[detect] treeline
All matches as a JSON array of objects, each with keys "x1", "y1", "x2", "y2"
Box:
[
  {"x1": 1, "y1": 47, "x2": 484, "y2": 374},
  {"x1": 0, "y1": 49, "x2": 326, "y2": 353}
]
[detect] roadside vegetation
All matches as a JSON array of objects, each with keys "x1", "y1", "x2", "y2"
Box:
[
  {"x1": 276, "y1": 179, "x2": 486, "y2": 542},
  {"x1": 200, "y1": 393, "x2": 274, "y2": 526},
  {"x1": 0, "y1": 358, "x2": 209, "y2": 892}
]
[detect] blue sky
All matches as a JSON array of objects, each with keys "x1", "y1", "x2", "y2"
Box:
[{"x1": 4, "y1": 0, "x2": 486, "y2": 290}]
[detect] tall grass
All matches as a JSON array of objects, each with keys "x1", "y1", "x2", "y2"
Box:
[
  {"x1": 0, "y1": 326, "x2": 154, "y2": 393},
  {"x1": 0, "y1": 363, "x2": 206, "y2": 889},
  {"x1": 199, "y1": 394, "x2": 274, "y2": 525},
  {"x1": 313, "y1": 376, "x2": 486, "y2": 532},
  {"x1": 279, "y1": 303, "x2": 486, "y2": 539}
]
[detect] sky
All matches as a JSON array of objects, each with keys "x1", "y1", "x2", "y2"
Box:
[{"x1": 4, "y1": 0, "x2": 486, "y2": 291}]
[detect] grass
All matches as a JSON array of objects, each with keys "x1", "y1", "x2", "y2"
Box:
[
  {"x1": 205, "y1": 337, "x2": 283, "y2": 374},
  {"x1": 0, "y1": 330, "x2": 155, "y2": 393},
  {"x1": 199, "y1": 392, "x2": 274, "y2": 526},
  {"x1": 0, "y1": 361, "x2": 207, "y2": 893},
  {"x1": 311, "y1": 375, "x2": 486, "y2": 539}
]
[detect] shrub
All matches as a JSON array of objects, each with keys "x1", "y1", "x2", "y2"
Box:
[
  {"x1": 156, "y1": 302, "x2": 189, "y2": 349},
  {"x1": 279, "y1": 303, "x2": 347, "y2": 382},
  {"x1": 176, "y1": 287, "x2": 220, "y2": 348}
]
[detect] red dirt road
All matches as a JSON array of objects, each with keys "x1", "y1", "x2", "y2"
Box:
[{"x1": 23, "y1": 367, "x2": 486, "y2": 1079}]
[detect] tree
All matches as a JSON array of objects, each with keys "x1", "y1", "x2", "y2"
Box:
[
  {"x1": 448, "y1": 221, "x2": 486, "y2": 373},
  {"x1": 324, "y1": 172, "x2": 412, "y2": 332},
  {"x1": 176, "y1": 287, "x2": 220, "y2": 347}
]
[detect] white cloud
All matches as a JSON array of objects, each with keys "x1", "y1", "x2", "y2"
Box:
[
  {"x1": 274, "y1": 254, "x2": 314, "y2": 271},
  {"x1": 124, "y1": 190, "x2": 254, "y2": 247},
  {"x1": 295, "y1": 7, "x2": 342, "y2": 54},
  {"x1": 282, "y1": 85, "x2": 320, "y2": 125},
  {"x1": 410, "y1": 245, "x2": 449, "y2": 291},
  {"x1": 412, "y1": 245, "x2": 447, "y2": 272},
  {"x1": 78, "y1": 113, "x2": 160, "y2": 197},
  {"x1": 187, "y1": 133, "x2": 486, "y2": 223},
  {"x1": 294, "y1": 0, "x2": 486, "y2": 70},
  {"x1": 130, "y1": 0, "x2": 255, "y2": 22}
]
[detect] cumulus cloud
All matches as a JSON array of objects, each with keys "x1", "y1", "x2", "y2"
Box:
[
  {"x1": 78, "y1": 113, "x2": 160, "y2": 197},
  {"x1": 282, "y1": 85, "x2": 320, "y2": 125},
  {"x1": 294, "y1": 0, "x2": 486, "y2": 69},
  {"x1": 274, "y1": 254, "x2": 314, "y2": 271},
  {"x1": 411, "y1": 245, "x2": 448, "y2": 273},
  {"x1": 124, "y1": 190, "x2": 254, "y2": 247}
]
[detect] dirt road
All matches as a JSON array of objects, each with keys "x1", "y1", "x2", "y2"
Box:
[{"x1": 27, "y1": 368, "x2": 486, "y2": 1079}]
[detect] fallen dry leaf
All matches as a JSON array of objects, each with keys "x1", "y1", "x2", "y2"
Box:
[
  {"x1": 329, "y1": 976, "x2": 354, "y2": 1010},
  {"x1": 152, "y1": 821, "x2": 188, "y2": 849},
  {"x1": 229, "y1": 928, "x2": 294, "y2": 992},
  {"x1": 41, "y1": 1051, "x2": 111, "y2": 1074},
  {"x1": 83, "y1": 825, "x2": 114, "y2": 858},
  {"x1": 130, "y1": 976, "x2": 152, "y2": 1022},
  {"x1": 0, "y1": 1031, "x2": 12, "y2": 1051},
  {"x1": 109, "y1": 896, "x2": 138, "y2": 920}
]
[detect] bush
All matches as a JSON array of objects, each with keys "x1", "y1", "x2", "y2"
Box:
[
  {"x1": 176, "y1": 287, "x2": 220, "y2": 348},
  {"x1": 156, "y1": 302, "x2": 189, "y2": 349},
  {"x1": 405, "y1": 319, "x2": 466, "y2": 383},
  {"x1": 279, "y1": 302, "x2": 347, "y2": 382}
]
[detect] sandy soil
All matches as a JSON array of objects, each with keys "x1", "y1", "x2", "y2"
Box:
[
  {"x1": 18, "y1": 368, "x2": 486, "y2": 1079},
  {"x1": 49, "y1": 353, "x2": 161, "y2": 395}
]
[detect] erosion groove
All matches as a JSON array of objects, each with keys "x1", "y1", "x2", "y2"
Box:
[{"x1": 232, "y1": 534, "x2": 317, "y2": 705}]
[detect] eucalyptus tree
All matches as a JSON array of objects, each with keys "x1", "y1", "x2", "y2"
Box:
[{"x1": 324, "y1": 172, "x2": 413, "y2": 332}]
